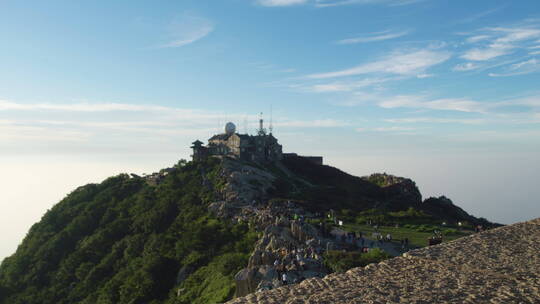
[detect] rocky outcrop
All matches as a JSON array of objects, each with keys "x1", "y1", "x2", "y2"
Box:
[
  {"x1": 363, "y1": 173, "x2": 422, "y2": 209},
  {"x1": 220, "y1": 159, "x2": 276, "y2": 206},
  {"x1": 234, "y1": 216, "x2": 329, "y2": 298},
  {"x1": 421, "y1": 196, "x2": 481, "y2": 224},
  {"x1": 234, "y1": 266, "x2": 278, "y2": 298},
  {"x1": 227, "y1": 218, "x2": 540, "y2": 303}
]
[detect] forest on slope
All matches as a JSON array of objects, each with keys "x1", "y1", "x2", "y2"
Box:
[{"x1": 0, "y1": 158, "x2": 257, "y2": 304}]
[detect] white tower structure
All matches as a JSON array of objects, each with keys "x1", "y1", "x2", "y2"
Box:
[
  {"x1": 258, "y1": 112, "x2": 266, "y2": 136},
  {"x1": 225, "y1": 122, "x2": 236, "y2": 135}
]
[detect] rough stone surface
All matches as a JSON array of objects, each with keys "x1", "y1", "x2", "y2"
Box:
[{"x1": 227, "y1": 219, "x2": 540, "y2": 304}]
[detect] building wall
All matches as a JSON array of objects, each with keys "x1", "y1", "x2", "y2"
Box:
[{"x1": 193, "y1": 133, "x2": 284, "y2": 163}]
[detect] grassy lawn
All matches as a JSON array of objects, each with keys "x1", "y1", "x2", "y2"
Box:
[{"x1": 341, "y1": 223, "x2": 472, "y2": 249}]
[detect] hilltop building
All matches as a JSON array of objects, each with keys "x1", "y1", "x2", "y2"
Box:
[
  {"x1": 191, "y1": 116, "x2": 322, "y2": 165},
  {"x1": 191, "y1": 116, "x2": 283, "y2": 162}
]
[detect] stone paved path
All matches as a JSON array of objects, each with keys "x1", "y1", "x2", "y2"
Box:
[{"x1": 227, "y1": 218, "x2": 540, "y2": 304}]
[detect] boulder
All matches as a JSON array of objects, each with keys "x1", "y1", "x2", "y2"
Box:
[
  {"x1": 234, "y1": 266, "x2": 277, "y2": 298},
  {"x1": 248, "y1": 250, "x2": 263, "y2": 268},
  {"x1": 234, "y1": 268, "x2": 257, "y2": 298}
]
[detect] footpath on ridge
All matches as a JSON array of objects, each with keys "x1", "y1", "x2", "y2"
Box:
[{"x1": 227, "y1": 218, "x2": 540, "y2": 304}]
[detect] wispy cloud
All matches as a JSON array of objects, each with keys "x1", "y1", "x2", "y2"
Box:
[
  {"x1": 314, "y1": 0, "x2": 424, "y2": 8},
  {"x1": 0, "y1": 100, "x2": 170, "y2": 112},
  {"x1": 367, "y1": 92, "x2": 540, "y2": 116},
  {"x1": 488, "y1": 58, "x2": 540, "y2": 77},
  {"x1": 257, "y1": 0, "x2": 307, "y2": 6},
  {"x1": 466, "y1": 35, "x2": 491, "y2": 43},
  {"x1": 456, "y1": 7, "x2": 502, "y2": 24},
  {"x1": 336, "y1": 30, "x2": 409, "y2": 44},
  {"x1": 372, "y1": 126, "x2": 416, "y2": 132},
  {"x1": 461, "y1": 25, "x2": 540, "y2": 61},
  {"x1": 158, "y1": 14, "x2": 214, "y2": 48},
  {"x1": 256, "y1": 0, "x2": 423, "y2": 7},
  {"x1": 416, "y1": 73, "x2": 433, "y2": 79},
  {"x1": 276, "y1": 119, "x2": 350, "y2": 127},
  {"x1": 453, "y1": 21, "x2": 540, "y2": 77},
  {"x1": 461, "y1": 46, "x2": 511, "y2": 61},
  {"x1": 304, "y1": 77, "x2": 394, "y2": 92},
  {"x1": 453, "y1": 62, "x2": 481, "y2": 71},
  {"x1": 355, "y1": 126, "x2": 418, "y2": 134},
  {"x1": 377, "y1": 95, "x2": 488, "y2": 113},
  {"x1": 384, "y1": 117, "x2": 486, "y2": 124},
  {"x1": 307, "y1": 49, "x2": 451, "y2": 79}
]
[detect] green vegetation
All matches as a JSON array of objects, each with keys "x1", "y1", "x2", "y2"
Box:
[
  {"x1": 363, "y1": 175, "x2": 389, "y2": 187},
  {"x1": 341, "y1": 223, "x2": 469, "y2": 248},
  {"x1": 0, "y1": 158, "x2": 257, "y2": 304},
  {"x1": 351, "y1": 208, "x2": 437, "y2": 226},
  {"x1": 323, "y1": 249, "x2": 390, "y2": 273}
]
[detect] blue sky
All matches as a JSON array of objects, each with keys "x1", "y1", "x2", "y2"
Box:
[{"x1": 1, "y1": 0, "x2": 540, "y2": 259}]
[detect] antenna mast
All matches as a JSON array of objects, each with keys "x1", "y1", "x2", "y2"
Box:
[{"x1": 258, "y1": 112, "x2": 266, "y2": 135}]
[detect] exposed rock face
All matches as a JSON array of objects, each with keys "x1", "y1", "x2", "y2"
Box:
[
  {"x1": 220, "y1": 158, "x2": 276, "y2": 206},
  {"x1": 227, "y1": 218, "x2": 540, "y2": 303},
  {"x1": 234, "y1": 266, "x2": 278, "y2": 298},
  {"x1": 234, "y1": 215, "x2": 329, "y2": 298},
  {"x1": 363, "y1": 173, "x2": 422, "y2": 210}
]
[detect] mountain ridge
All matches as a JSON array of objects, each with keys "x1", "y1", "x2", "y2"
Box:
[{"x1": 0, "y1": 156, "x2": 494, "y2": 303}]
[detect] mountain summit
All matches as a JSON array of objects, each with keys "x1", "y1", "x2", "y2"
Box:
[{"x1": 0, "y1": 145, "x2": 492, "y2": 303}]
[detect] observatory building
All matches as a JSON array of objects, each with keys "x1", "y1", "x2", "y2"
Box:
[{"x1": 191, "y1": 116, "x2": 283, "y2": 163}]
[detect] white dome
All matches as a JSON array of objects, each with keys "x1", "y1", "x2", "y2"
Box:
[{"x1": 225, "y1": 122, "x2": 236, "y2": 134}]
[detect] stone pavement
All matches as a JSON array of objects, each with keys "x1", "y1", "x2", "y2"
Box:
[{"x1": 227, "y1": 218, "x2": 540, "y2": 304}]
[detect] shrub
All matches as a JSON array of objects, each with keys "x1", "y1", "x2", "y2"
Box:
[
  {"x1": 323, "y1": 248, "x2": 390, "y2": 273},
  {"x1": 442, "y1": 228, "x2": 458, "y2": 235}
]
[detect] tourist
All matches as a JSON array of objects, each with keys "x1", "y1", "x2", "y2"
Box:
[{"x1": 282, "y1": 273, "x2": 288, "y2": 285}]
